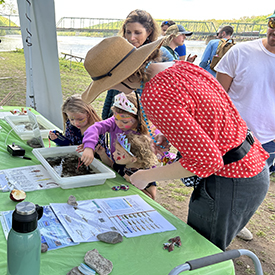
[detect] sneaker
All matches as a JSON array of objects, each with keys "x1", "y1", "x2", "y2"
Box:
[{"x1": 237, "y1": 227, "x2": 253, "y2": 241}]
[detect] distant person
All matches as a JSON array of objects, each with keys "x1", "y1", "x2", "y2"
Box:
[
  {"x1": 205, "y1": 34, "x2": 217, "y2": 45},
  {"x1": 199, "y1": 25, "x2": 234, "y2": 77},
  {"x1": 101, "y1": 9, "x2": 174, "y2": 120},
  {"x1": 215, "y1": 11, "x2": 275, "y2": 241},
  {"x1": 161, "y1": 20, "x2": 187, "y2": 60},
  {"x1": 162, "y1": 24, "x2": 197, "y2": 63}
]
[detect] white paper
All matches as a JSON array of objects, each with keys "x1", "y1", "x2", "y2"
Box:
[
  {"x1": 50, "y1": 200, "x2": 119, "y2": 243},
  {"x1": 50, "y1": 195, "x2": 176, "y2": 241},
  {"x1": 95, "y1": 195, "x2": 176, "y2": 237},
  {"x1": 0, "y1": 205, "x2": 78, "y2": 250},
  {"x1": 0, "y1": 165, "x2": 59, "y2": 192}
]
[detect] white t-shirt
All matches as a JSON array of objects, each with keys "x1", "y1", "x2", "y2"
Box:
[{"x1": 215, "y1": 39, "x2": 275, "y2": 144}]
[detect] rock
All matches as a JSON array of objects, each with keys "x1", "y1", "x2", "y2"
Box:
[
  {"x1": 97, "y1": 231, "x2": 123, "y2": 244},
  {"x1": 67, "y1": 195, "x2": 78, "y2": 206},
  {"x1": 84, "y1": 249, "x2": 113, "y2": 275},
  {"x1": 41, "y1": 243, "x2": 49, "y2": 253},
  {"x1": 66, "y1": 266, "x2": 83, "y2": 275},
  {"x1": 27, "y1": 138, "x2": 43, "y2": 148}
]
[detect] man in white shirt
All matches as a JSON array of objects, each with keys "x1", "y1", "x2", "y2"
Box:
[{"x1": 215, "y1": 10, "x2": 275, "y2": 240}]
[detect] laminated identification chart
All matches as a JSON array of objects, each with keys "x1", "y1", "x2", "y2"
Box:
[
  {"x1": 50, "y1": 200, "x2": 118, "y2": 243},
  {"x1": 94, "y1": 195, "x2": 176, "y2": 237},
  {"x1": 0, "y1": 165, "x2": 59, "y2": 192},
  {"x1": 0, "y1": 205, "x2": 77, "y2": 250},
  {"x1": 1, "y1": 195, "x2": 176, "y2": 247},
  {"x1": 51, "y1": 195, "x2": 176, "y2": 241}
]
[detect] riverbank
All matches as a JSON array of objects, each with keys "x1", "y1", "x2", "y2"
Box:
[{"x1": 1, "y1": 50, "x2": 275, "y2": 275}]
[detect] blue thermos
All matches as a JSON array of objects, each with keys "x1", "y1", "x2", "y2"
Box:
[{"x1": 7, "y1": 202, "x2": 43, "y2": 275}]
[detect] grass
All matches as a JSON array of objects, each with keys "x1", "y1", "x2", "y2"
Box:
[{"x1": 0, "y1": 49, "x2": 107, "y2": 115}]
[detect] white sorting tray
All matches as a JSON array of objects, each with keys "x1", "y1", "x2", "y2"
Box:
[
  {"x1": 32, "y1": 146, "x2": 116, "y2": 189},
  {"x1": 5, "y1": 115, "x2": 59, "y2": 140}
]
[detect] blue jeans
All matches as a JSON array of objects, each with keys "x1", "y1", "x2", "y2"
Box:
[
  {"x1": 262, "y1": 140, "x2": 275, "y2": 172},
  {"x1": 187, "y1": 164, "x2": 269, "y2": 251}
]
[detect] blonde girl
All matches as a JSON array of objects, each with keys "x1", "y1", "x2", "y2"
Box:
[{"x1": 49, "y1": 95, "x2": 109, "y2": 157}]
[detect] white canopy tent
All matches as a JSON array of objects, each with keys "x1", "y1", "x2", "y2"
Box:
[{"x1": 16, "y1": 0, "x2": 63, "y2": 129}]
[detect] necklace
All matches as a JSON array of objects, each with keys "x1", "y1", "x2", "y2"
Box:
[{"x1": 138, "y1": 61, "x2": 165, "y2": 149}]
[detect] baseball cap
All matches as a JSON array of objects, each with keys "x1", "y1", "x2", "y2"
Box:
[{"x1": 165, "y1": 24, "x2": 193, "y2": 37}]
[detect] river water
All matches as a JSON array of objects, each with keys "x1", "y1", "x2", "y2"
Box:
[{"x1": 0, "y1": 35, "x2": 207, "y2": 65}]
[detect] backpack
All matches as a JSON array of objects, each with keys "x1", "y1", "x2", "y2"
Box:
[{"x1": 210, "y1": 38, "x2": 235, "y2": 72}]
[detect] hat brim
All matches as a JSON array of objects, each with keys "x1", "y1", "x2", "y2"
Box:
[
  {"x1": 82, "y1": 38, "x2": 164, "y2": 103},
  {"x1": 267, "y1": 14, "x2": 275, "y2": 19},
  {"x1": 180, "y1": 31, "x2": 193, "y2": 36}
]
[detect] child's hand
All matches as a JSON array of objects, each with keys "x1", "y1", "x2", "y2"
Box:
[
  {"x1": 76, "y1": 144, "x2": 84, "y2": 153},
  {"x1": 48, "y1": 131, "x2": 58, "y2": 141},
  {"x1": 81, "y1": 147, "x2": 95, "y2": 166}
]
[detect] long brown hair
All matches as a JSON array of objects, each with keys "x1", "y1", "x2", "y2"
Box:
[{"x1": 119, "y1": 9, "x2": 160, "y2": 45}]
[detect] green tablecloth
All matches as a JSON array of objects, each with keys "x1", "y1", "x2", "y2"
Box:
[{"x1": 0, "y1": 107, "x2": 235, "y2": 275}]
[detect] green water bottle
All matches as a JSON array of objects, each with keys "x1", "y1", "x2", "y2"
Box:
[{"x1": 7, "y1": 201, "x2": 43, "y2": 275}]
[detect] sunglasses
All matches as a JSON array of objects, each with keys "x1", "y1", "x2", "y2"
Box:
[{"x1": 268, "y1": 19, "x2": 275, "y2": 29}]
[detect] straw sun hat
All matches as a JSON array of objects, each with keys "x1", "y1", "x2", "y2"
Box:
[{"x1": 82, "y1": 36, "x2": 164, "y2": 103}]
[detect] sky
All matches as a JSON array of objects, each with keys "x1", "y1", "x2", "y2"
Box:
[
  {"x1": 5, "y1": 0, "x2": 273, "y2": 22},
  {"x1": 53, "y1": 0, "x2": 273, "y2": 22}
]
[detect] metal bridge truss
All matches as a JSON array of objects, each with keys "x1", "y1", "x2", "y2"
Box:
[{"x1": 0, "y1": 14, "x2": 267, "y2": 37}]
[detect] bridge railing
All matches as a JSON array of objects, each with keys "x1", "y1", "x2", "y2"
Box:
[{"x1": 0, "y1": 14, "x2": 268, "y2": 37}]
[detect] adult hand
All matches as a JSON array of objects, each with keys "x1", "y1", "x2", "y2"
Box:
[
  {"x1": 130, "y1": 170, "x2": 150, "y2": 190},
  {"x1": 80, "y1": 147, "x2": 94, "y2": 166},
  {"x1": 151, "y1": 133, "x2": 171, "y2": 155},
  {"x1": 186, "y1": 54, "x2": 197, "y2": 63}
]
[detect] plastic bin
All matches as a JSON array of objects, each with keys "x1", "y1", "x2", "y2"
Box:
[
  {"x1": 5, "y1": 115, "x2": 59, "y2": 140},
  {"x1": 32, "y1": 146, "x2": 116, "y2": 189}
]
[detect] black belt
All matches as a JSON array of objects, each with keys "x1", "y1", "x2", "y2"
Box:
[
  {"x1": 223, "y1": 130, "x2": 254, "y2": 165},
  {"x1": 175, "y1": 130, "x2": 255, "y2": 166}
]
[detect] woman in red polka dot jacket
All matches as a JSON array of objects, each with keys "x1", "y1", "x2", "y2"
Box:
[{"x1": 81, "y1": 36, "x2": 269, "y2": 251}]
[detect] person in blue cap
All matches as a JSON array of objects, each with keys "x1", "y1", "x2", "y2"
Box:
[
  {"x1": 161, "y1": 20, "x2": 187, "y2": 61},
  {"x1": 162, "y1": 24, "x2": 197, "y2": 63},
  {"x1": 215, "y1": 9, "x2": 275, "y2": 241}
]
